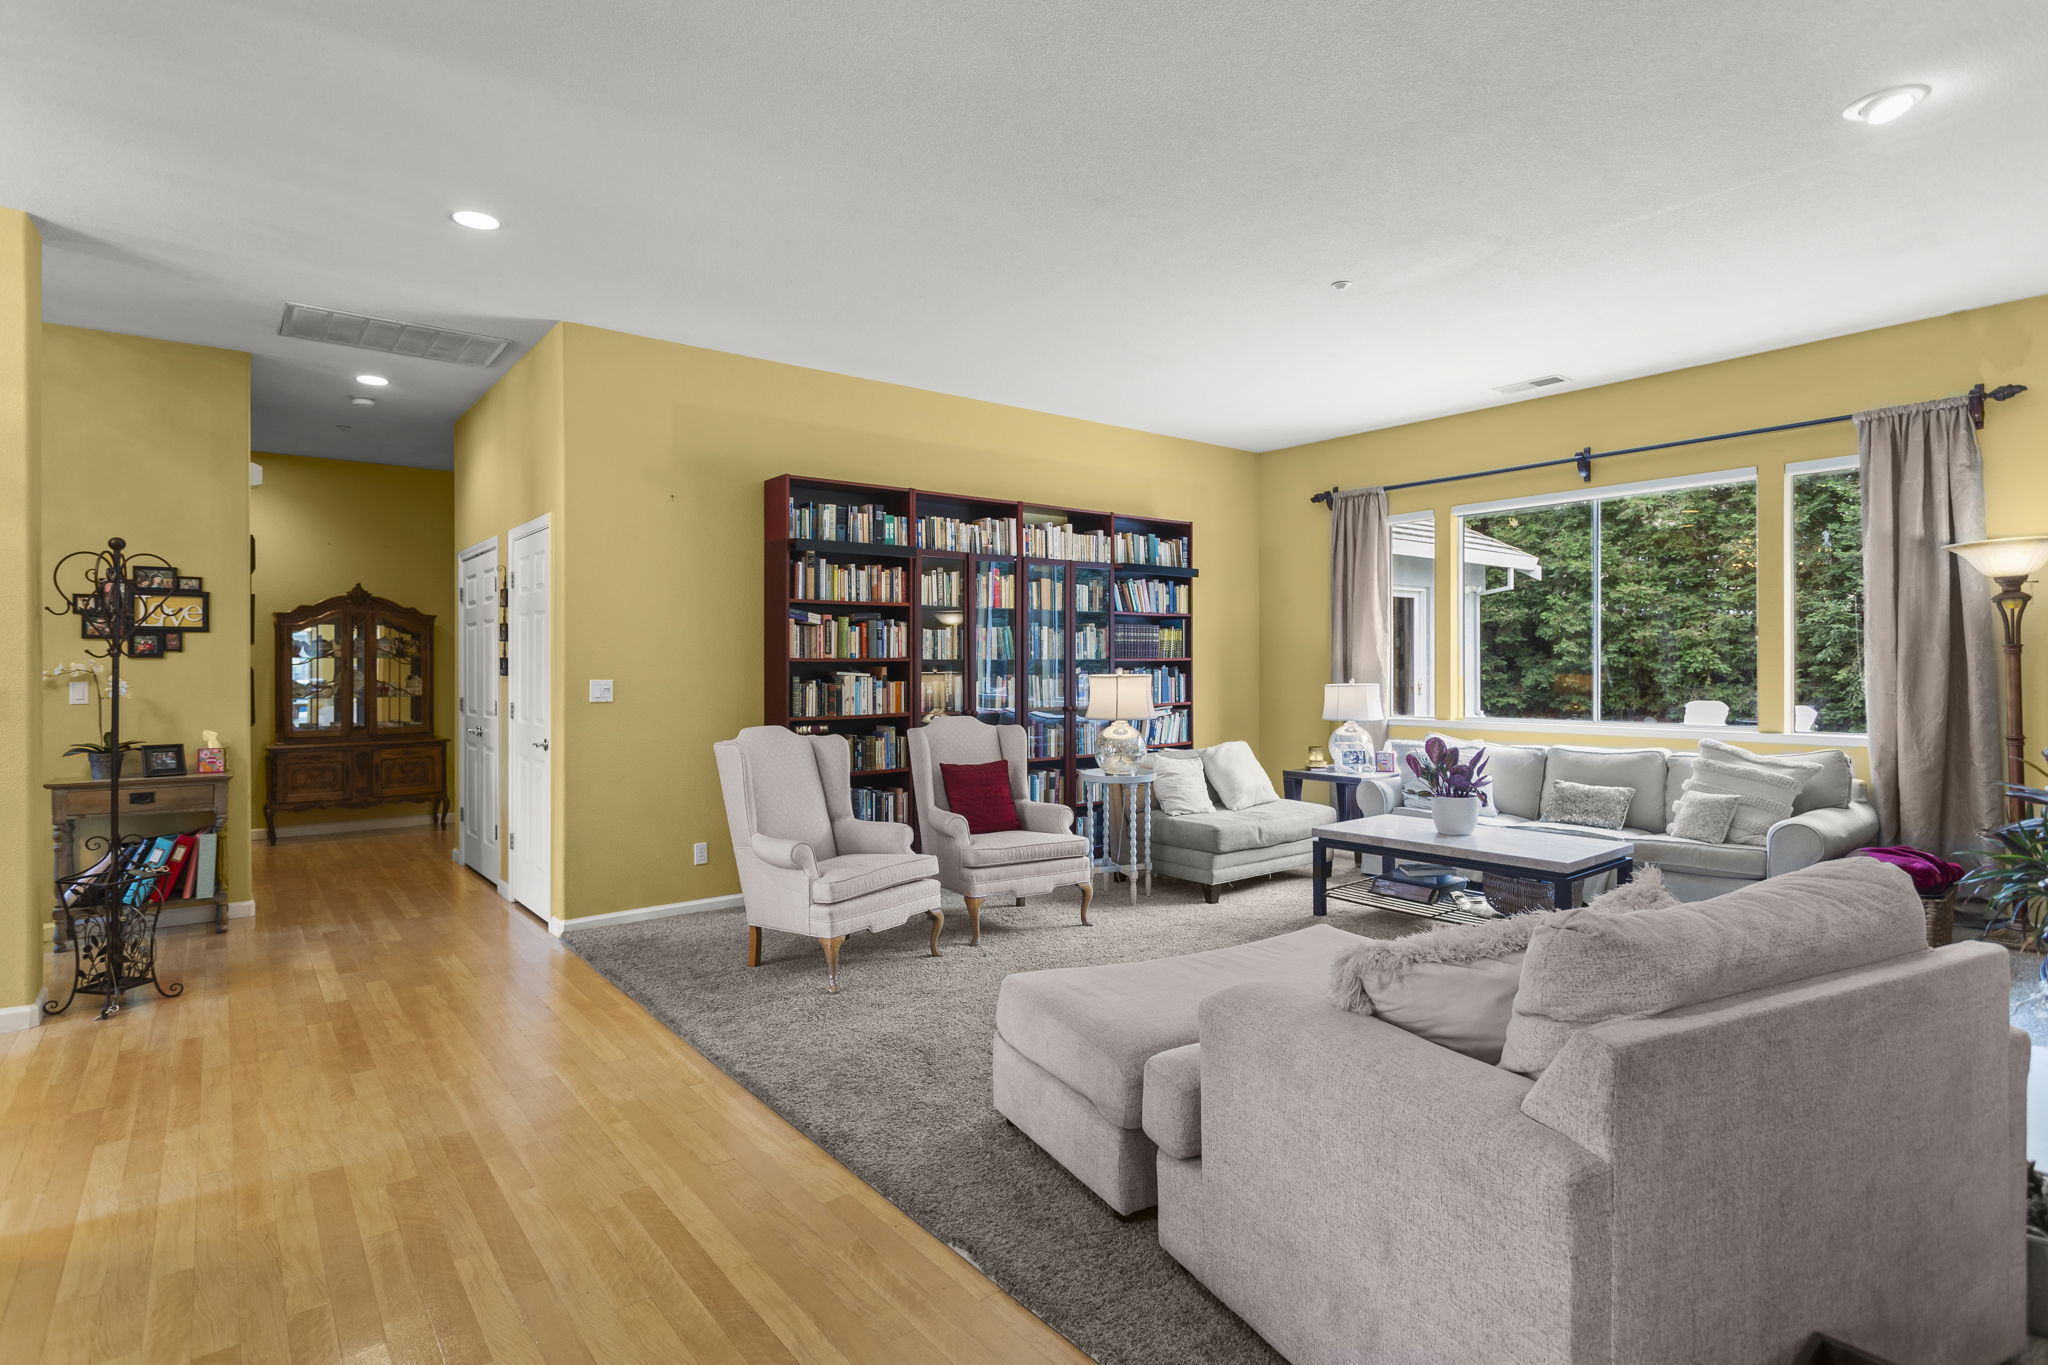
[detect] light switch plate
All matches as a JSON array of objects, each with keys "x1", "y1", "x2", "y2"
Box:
[
  {"x1": 588, "y1": 679, "x2": 614, "y2": 703},
  {"x1": 69, "y1": 681, "x2": 91, "y2": 705}
]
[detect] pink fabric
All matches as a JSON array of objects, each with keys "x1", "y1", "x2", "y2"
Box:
[{"x1": 1853, "y1": 845, "x2": 1964, "y2": 894}]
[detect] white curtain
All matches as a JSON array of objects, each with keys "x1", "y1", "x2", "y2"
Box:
[
  {"x1": 1330, "y1": 488, "x2": 1392, "y2": 741},
  {"x1": 1857, "y1": 396, "x2": 2002, "y2": 852}
]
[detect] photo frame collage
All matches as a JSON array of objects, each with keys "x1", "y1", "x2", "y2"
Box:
[{"x1": 77, "y1": 565, "x2": 210, "y2": 658}]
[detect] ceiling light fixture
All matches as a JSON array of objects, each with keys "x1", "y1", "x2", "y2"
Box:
[
  {"x1": 1842, "y1": 84, "x2": 1929, "y2": 125},
  {"x1": 355, "y1": 374, "x2": 389, "y2": 387},
  {"x1": 350, "y1": 395, "x2": 377, "y2": 407},
  {"x1": 450, "y1": 209, "x2": 501, "y2": 231},
  {"x1": 1330, "y1": 280, "x2": 1352, "y2": 290}
]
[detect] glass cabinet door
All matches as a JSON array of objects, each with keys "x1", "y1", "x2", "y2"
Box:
[
  {"x1": 367, "y1": 614, "x2": 429, "y2": 731},
  {"x1": 1073, "y1": 566, "x2": 1112, "y2": 763},
  {"x1": 917, "y1": 553, "x2": 967, "y2": 718},
  {"x1": 285, "y1": 615, "x2": 345, "y2": 734},
  {"x1": 1025, "y1": 563, "x2": 1068, "y2": 768},
  {"x1": 972, "y1": 559, "x2": 1017, "y2": 724}
]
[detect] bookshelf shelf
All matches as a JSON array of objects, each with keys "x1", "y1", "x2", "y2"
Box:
[{"x1": 769, "y1": 475, "x2": 1195, "y2": 823}]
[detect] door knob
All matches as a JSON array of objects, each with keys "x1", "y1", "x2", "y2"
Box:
[{"x1": 535, "y1": 739, "x2": 549, "y2": 751}]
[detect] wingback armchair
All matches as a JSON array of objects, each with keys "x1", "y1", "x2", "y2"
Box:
[
  {"x1": 713, "y1": 725, "x2": 942, "y2": 991},
  {"x1": 907, "y1": 717, "x2": 1093, "y2": 943}
]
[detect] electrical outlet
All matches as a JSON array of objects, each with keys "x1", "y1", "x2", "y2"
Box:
[
  {"x1": 69, "y1": 681, "x2": 90, "y2": 705},
  {"x1": 588, "y1": 679, "x2": 614, "y2": 703},
  {"x1": 693, "y1": 842, "x2": 708, "y2": 866}
]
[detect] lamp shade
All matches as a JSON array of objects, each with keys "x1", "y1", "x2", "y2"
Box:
[
  {"x1": 1322, "y1": 681, "x2": 1385, "y2": 722},
  {"x1": 1085, "y1": 672, "x2": 1156, "y2": 722},
  {"x1": 1946, "y1": 536, "x2": 2048, "y2": 581}
]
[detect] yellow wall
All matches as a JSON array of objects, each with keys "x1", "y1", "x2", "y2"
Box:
[
  {"x1": 1259, "y1": 294, "x2": 2048, "y2": 785},
  {"x1": 0, "y1": 210, "x2": 43, "y2": 1011},
  {"x1": 251, "y1": 452, "x2": 456, "y2": 832},
  {"x1": 38, "y1": 325, "x2": 254, "y2": 910},
  {"x1": 455, "y1": 322, "x2": 1263, "y2": 918}
]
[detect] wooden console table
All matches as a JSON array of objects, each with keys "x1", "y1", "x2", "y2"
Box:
[{"x1": 46, "y1": 772, "x2": 233, "y2": 937}]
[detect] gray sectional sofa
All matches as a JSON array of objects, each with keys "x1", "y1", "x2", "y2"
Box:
[{"x1": 1364, "y1": 736, "x2": 1880, "y2": 900}]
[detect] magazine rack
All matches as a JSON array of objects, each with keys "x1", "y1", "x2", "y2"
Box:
[{"x1": 47, "y1": 841, "x2": 183, "y2": 1018}]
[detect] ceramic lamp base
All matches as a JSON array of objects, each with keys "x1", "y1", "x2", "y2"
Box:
[
  {"x1": 1097, "y1": 719, "x2": 1148, "y2": 775},
  {"x1": 1329, "y1": 720, "x2": 1374, "y2": 774}
]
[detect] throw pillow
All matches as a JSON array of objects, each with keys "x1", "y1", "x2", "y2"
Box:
[
  {"x1": 1697, "y1": 737, "x2": 1847, "y2": 814},
  {"x1": 1668, "y1": 790, "x2": 1741, "y2": 844},
  {"x1": 1148, "y1": 750, "x2": 1214, "y2": 816},
  {"x1": 1539, "y1": 779, "x2": 1635, "y2": 830},
  {"x1": 939, "y1": 760, "x2": 1020, "y2": 835},
  {"x1": 1498, "y1": 859, "x2": 1925, "y2": 1078},
  {"x1": 1199, "y1": 740, "x2": 1281, "y2": 811},
  {"x1": 1582, "y1": 864, "x2": 1674, "y2": 913},
  {"x1": 1681, "y1": 755, "x2": 1813, "y2": 846},
  {"x1": 1328, "y1": 914, "x2": 1556, "y2": 1064}
]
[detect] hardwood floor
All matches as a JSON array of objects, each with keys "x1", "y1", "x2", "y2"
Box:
[{"x1": 0, "y1": 827, "x2": 1090, "y2": 1364}]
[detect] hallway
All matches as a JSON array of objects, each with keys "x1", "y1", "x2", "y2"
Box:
[{"x1": 0, "y1": 829, "x2": 1085, "y2": 1363}]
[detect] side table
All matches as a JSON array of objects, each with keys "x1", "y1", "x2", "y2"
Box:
[
  {"x1": 1080, "y1": 769, "x2": 1155, "y2": 905},
  {"x1": 47, "y1": 772, "x2": 233, "y2": 942},
  {"x1": 1282, "y1": 767, "x2": 1376, "y2": 820}
]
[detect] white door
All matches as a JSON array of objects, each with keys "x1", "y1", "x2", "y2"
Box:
[
  {"x1": 456, "y1": 537, "x2": 501, "y2": 882},
  {"x1": 507, "y1": 516, "x2": 553, "y2": 921}
]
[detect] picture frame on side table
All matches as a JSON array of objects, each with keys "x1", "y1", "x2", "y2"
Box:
[{"x1": 140, "y1": 743, "x2": 187, "y2": 777}]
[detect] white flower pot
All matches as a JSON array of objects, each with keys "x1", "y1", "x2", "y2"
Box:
[{"x1": 1431, "y1": 794, "x2": 1480, "y2": 837}]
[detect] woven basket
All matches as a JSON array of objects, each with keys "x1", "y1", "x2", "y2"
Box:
[{"x1": 1920, "y1": 890, "x2": 1956, "y2": 948}]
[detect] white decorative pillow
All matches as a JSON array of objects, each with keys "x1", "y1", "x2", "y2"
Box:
[
  {"x1": 1198, "y1": 740, "x2": 1280, "y2": 811},
  {"x1": 1698, "y1": 737, "x2": 1848, "y2": 814},
  {"x1": 1682, "y1": 756, "x2": 1813, "y2": 846},
  {"x1": 1328, "y1": 914, "x2": 1555, "y2": 1063},
  {"x1": 1668, "y1": 790, "x2": 1741, "y2": 844},
  {"x1": 1148, "y1": 751, "x2": 1213, "y2": 816},
  {"x1": 1539, "y1": 780, "x2": 1634, "y2": 830}
]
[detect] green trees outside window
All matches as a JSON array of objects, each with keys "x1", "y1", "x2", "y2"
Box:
[{"x1": 1791, "y1": 469, "x2": 1865, "y2": 733}]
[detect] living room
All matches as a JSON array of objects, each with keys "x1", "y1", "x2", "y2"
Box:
[{"x1": 4, "y1": 4, "x2": 2047, "y2": 1362}]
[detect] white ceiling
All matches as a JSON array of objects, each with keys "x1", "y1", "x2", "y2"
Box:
[{"x1": 6, "y1": 1, "x2": 2046, "y2": 469}]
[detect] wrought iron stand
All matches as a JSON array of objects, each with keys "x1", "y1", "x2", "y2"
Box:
[{"x1": 45, "y1": 537, "x2": 185, "y2": 1019}]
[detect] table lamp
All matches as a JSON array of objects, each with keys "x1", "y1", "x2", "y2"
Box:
[
  {"x1": 1087, "y1": 671, "x2": 1157, "y2": 775},
  {"x1": 1323, "y1": 681, "x2": 1384, "y2": 774},
  {"x1": 1946, "y1": 535, "x2": 2048, "y2": 811}
]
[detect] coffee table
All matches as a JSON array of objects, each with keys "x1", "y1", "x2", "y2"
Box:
[{"x1": 1311, "y1": 815, "x2": 1633, "y2": 916}]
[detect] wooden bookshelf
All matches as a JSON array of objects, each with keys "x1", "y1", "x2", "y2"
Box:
[{"x1": 765, "y1": 476, "x2": 1197, "y2": 820}]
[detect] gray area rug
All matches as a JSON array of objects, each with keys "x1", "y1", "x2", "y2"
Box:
[{"x1": 571, "y1": 869, "x2": 1422, "y2": 1364}]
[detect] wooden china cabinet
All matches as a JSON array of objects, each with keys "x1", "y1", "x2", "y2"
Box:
[{"x1": 264, "y1": 585, "x2": 448, "y2": 843}]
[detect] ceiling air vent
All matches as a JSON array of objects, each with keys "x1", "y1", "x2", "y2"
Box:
[
  {"x1": 1494, "y1": 374, "x2": 1572, "y2": 396},
  {"x1": 277, "y1": 303, "x2": 512, "y2": 367}
]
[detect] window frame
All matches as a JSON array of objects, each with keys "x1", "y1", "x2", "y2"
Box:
[
  {"x1": 1387, "y1": 510, "x2": 1435, "y2": 718},
  {"x1": 1785, "y1": 454, "x2": 1866, "y2": 740}
]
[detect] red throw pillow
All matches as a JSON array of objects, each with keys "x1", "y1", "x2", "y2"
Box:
[{"x1": 941, "y1": 760, "x2": 1021, "y2": 835}]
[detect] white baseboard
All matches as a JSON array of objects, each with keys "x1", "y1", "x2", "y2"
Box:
[
  {"x1": 257, "y1": 814, "x2": 436, "y2": 841},
  {"x1": 550, "y1": 892, "x2": 744, "y2": 937},
  {"x1": 0, "y1": 989, "x2": 50, "y2": 1034},
  {"x1": 159, "y1": 899, "x2": 257, "y2": 929}
]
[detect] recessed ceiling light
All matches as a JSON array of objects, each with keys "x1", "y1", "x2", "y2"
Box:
[
  {"x1": 350, "y1": 395, "x2": 377, "y2": 407},
  {"x1": 1842, "y1": 85, "x2": 1929, "y2": 125},
  {"x1": 450, "y1": 209, "x2": 501, "y2": 231},
  {"x1": 1330, "y1": 280, "x2": 1353, "y2": 290},
  {"x1": 355, "y1": 374, "x2": 389, "y2": 387}
]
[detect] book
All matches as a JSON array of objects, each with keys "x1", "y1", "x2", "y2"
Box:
[
  {"x1": 154, "y1": 834, "x2": 196, "y2": 903},
  {"x1": 192, "y1": 832, "x2": 218, "y2": 900}
]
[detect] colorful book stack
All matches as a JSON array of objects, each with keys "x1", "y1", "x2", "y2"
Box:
[
  {"x1": 917, "y1": 515, "x2": 1017, "y2": 554},
  {"x1": 850, "y1": 787, "x2": 910, "y2": 822},
  {"x1": 920, "y1": 565, "x2": 963, "y2": 606},
  {"x1": 1075, "y1": 621, "x2": 1109, "y2": 661},
  {"x1": 70, "y1": 830, "x2": 218, "y2": 909},
  {"x1": 790, "y1": 555, "x2": 907, "y2": 602},
  {"x1": 1114, "y1": 577, "x2": 1191, "y2": 613},
  {"x1": 974, "y1": 567, "x2": 1015, "y2": 607},
  {"x1": 791, "y1": 671, "x2": 906, "y2": 717},
  {"x1": 920, "y1": 622, "x2": 962, "y2": 661},
  {"x1": 1022, "y1": 521, "x2": 1111, "y2": 562},
  {"x1": 847, "y1": 726, "x2": 904, "y2": 773},
  {"x1": 1113, "y1": 531, "x2": 1192, "y2": 567},
  {"x1": 976, "y1": 675, "x2": 1015, "y2": 713},
  {"x1": 787, "y1": 498, "x2": 910, "y2": 545},
  {"x1": 1027, "y1": 770, "x2": 1065, "y2": 804},
  {"x1": 1027, "y1": 716, "x2": 1065, "y2": 759},
  {"x1": 1128, "y1": 665, "x2": 1190, "y2": 704},
  {"x1": 975, "y1": 623, "x2": 1015, "y2": 661},
  {"x1": 787, "y1": 611, "x2": 908, "y2": 659},
  {"x1": 1026, "y1": 621, "x2": 1064, "y2": 661},
  {"x1": 1145, "y1": 710, "x2": 1192, "y2": 745},
  {"x1": 1076, "y1": 577, "x2": 1110, "y2": 612},
  {"x1": 919, "y1": 672, "x2": 965, "y2": 714}
]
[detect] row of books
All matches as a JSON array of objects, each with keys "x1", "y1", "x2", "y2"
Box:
[
  {"x1": 788, "y1": 498, "x2": 911, "y2": 546},
  {"x1": 791, "y1": 672, "x2": 906, "y2": 717},
  {"x1": 1027, "y1": 770, "x2": 1065, "y2": 804},
  {"x1": 1077, "y1": 622, "x2": 1109, "y2": 660},
  {"x1": 921, "y1": 566, "x2": 963, "y2": 607},
  {"x1": 921, "y1": 624, "x2": 962, "y2": 661},
  {"x1": 1026, "y1": 675, "x2": 1066, "y2": 709},
  {"x1": 1025, "y1": 574, "x2": 1069, "y2": 609},
  {"x1": 788, "y1": 611, "x2": 908, "y2": 660},
  {"x1": 65, "y1": 831, "x2": 218, "y2": 909},
  {"x1": 977, "y1": 677, "x2": 1015, "y2": 711},
  {"x1": 1128, "y1": 665, "x2": 1190, "y2": 704},
  {"x1": 1027, "y1": 716, "x2": 1065, "y2": 759},
  {"x1": 1022, "y1": 522, "x2": 1112, "y2": 562},
  {"x1": 1115, "y1": 578, "x2": 1192, "y2": 613},
  {"x1": 1114, "y1": 621, "x2": 1188, "y2": 657},
  {"x1": 1115, "y1": 532, "x2": 1192, "y2": 567},
  {"x1": 791, "y1": 554, "x2": 906, "y2": 603},
  {"x1": 974, "y1": 568, "x2": 1016, "y2": 607},
  {"x1": 1076, "y1": 578, "x2": 1109, "y2": 613},
  {"x1": 850, "y1": 786, "x2": 910, "y2": 822},
  {"x1": 919, "y1": 515, "x2": 1017, "y2": 554},
  {"x1": 976, "y1": 625, "x2": 1014, "y2": 661},
  {"x1": 1027, "y1": 623, "x2": 1064, "y2": 661},
  {"x1": 919, "y1": 672, "x2": 965, "y2": 713},
  {"x1": 1145, "y1": 710, "x2": 1192, "y2": 745},
  {"x1": 848, "y1": 726, "x2": 904, "y2": 773}
]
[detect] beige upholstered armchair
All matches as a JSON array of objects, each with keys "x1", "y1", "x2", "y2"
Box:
[
  {"x1": 907, "y1": 716, "x2": 1093, "y2": 943},
  {"x1": 713, "y1": 725, "x2": 942, "y2": 992}
]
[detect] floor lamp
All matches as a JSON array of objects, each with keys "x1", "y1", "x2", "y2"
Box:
[{"x1": 1946, "y1": 536, "x2": 2048, "y2": 822}]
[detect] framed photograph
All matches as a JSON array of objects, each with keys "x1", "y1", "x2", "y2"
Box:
[
  {"x1": 70, "y1": 592, "x2": 97, "y2": 614},
  {"x1": 1373, "y1": 750, "x2": 1399, "y2": 774},
  {"x1": 132, "y1": 565, "x2": 177, "y2": 592},
  {"x1": 196, "y1": 747, "x2": 226, "y2": 774},
  {"x1": 81, "y1": 612, "x2": 112, "y2": 639},
  {"x1": 162, "y1": 631, "x2": 184, "y2": 653},
  {"x1": 124, "y1": 630, "x2": 166, "y2": 658},
  {"x1": 175, "y1": 576, "x2": 204, "y2": 593},
  {"x1": 140, "y1": 744, "x2": 187, "y2": 777},
  {"x1": 139, "y1": 591, "x2": 209, "y2": 633}
]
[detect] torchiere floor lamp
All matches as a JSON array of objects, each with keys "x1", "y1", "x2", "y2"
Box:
[{"x1": 1947, "y1": 535, "x2": 2048, "y2": 823}]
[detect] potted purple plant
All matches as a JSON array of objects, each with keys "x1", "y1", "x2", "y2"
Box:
[{"x1": 1404, "y1": 736, "x2": 1491, "y2": 836}]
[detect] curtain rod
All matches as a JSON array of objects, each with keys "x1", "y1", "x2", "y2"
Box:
[{"x1": 1308, "y1": 381, "x2": 2027, "y2": 505}]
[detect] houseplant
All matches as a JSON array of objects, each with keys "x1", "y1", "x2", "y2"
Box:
[
  {"x1": 1956, "y1": 819, "x2": 2048, "y2": 977},
  {"x1": 44, "y1": 661, "x2": 137, "y2": 779},
  {"x1": 1404, "y1": 736, "x2": 1491, "y2": 837}
]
